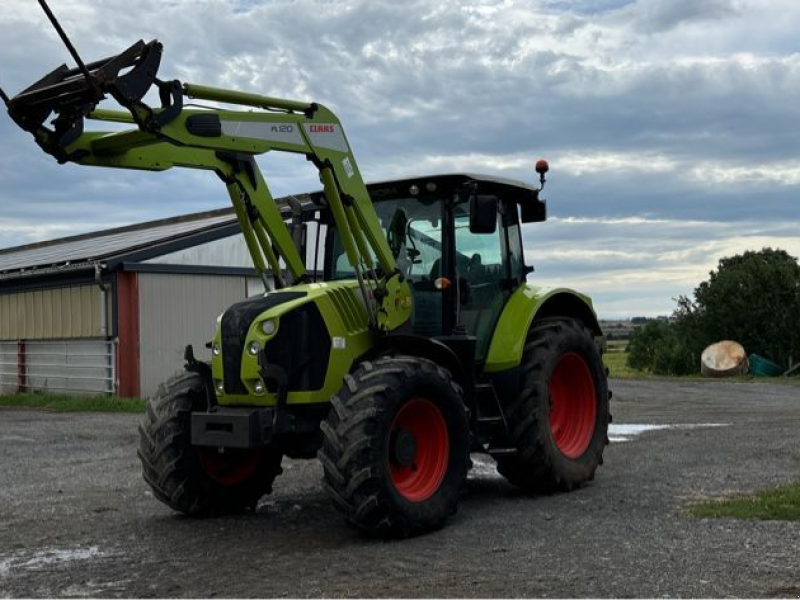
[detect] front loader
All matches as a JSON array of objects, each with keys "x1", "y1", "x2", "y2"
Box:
[{"x1": 2, "y1": 6, "x2": 610, "y2": 537}]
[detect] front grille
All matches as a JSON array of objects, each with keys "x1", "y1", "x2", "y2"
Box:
[
  {"x1": 220, "y1": 292, "x2": 306, "y2": 395},
  {"x1": 263, "y1": 302, "x2": 331, "y2": 392}
]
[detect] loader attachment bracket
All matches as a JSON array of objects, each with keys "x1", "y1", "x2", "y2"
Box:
[
  {"x1": 184, "y1": 344, "x2": 218, "y2": 411},
  {"x1": 5, "y1": 39, "x2": 178, "y2": 161}
]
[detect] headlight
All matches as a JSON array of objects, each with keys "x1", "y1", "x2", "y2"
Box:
[
  {"x1": 248, "y1": 341, "x2": 260, "y2": 356},
  {"x1": 212, "y1": 343, "x2": 221, "y2": 356},
  {"x1": 254, "y1": 382, "x2": 265, "y2": 394},
  {"x1": 216, "y1": 381, "x2": 224, "y2": 394},
  {"x1": 261, "y1": 319, "x2": 277, "y2": 336}
]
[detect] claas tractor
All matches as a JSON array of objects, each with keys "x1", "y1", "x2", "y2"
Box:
[{"x1": 2, "y1": 8, "x2": 610, "y2": 537}]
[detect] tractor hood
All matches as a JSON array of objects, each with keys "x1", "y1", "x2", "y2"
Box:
[{"x1": 210, "y1": 281, "x2": 376, "y2": 407}]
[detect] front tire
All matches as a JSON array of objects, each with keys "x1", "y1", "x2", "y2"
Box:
[
  {"x1": 138, "y1": 371, "x2": 283, "y2": 516},
  {"x1": 496, "y1": 318, "x2": 610, "y2": 492},
  {"x1": 318, "y1": 356, "x2": 470, "y2": 537}
]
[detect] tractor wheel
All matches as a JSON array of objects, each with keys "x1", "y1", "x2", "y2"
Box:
[
  {"x1": 138, "y1": 371, "x2": 283, "y2": 516},
  {"x1": 496, "y1": 317, "x2": 610, "y2": 492},
  {"x1": 318, "y1": 356, "x2": 470, "y2": 537}
]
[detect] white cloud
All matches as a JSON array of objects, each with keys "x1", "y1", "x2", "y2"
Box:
[
  {"x1": 691, "y1": 161, "x2": 800, "y2": 186},
  {"x1": 524, "y1": 217, "x2": 800, "y2": 317},
  {"x1": 556, "y1": 152, "x2": 678, "y2": 175},
  {"x1": 0, "y1": 0, "x2": 799, "y2": 318},
  {"x1": 378, "y1": 149, "x2": 800, "y2": 192},
  {"x1": 0, "y1": 219, "x2": 127, "y2": 245}
]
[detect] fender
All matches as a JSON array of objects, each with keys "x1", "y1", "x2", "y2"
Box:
[
  {"x1": 363, "y1": 334, "x2": 471, "y2": 395},
  {"x1": 484, "y1": 284, "x2": 602, "y2": 373}
]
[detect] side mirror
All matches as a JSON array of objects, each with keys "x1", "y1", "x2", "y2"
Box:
[
  {"x1": 469, "y1": 195, "x2": 498, "y2": 234},
  {"x1": 520, "y1": 198, "x2": 547, "y2": 223}
]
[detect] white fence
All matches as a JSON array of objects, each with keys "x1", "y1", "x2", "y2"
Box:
[
  {"x1": 0, "y1": 341, "x2": 18, "y2": 394},
  {"x1": 0, "y1": 339, "x2": 116, "y2": 395}
]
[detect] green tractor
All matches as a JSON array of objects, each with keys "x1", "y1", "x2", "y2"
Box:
[{"x1": 2, "y1": 17, "x2": 610, "y2": 536}]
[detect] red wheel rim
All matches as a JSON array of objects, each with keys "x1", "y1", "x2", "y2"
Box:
[
  {"x1": 549, "y1": 352, "x2": 597, "y2": 459},
  {"x1": 197, "y1": 448, "x2": 260, "y2": 485},
  {"x1": 388, "y1": 398, "x2": 449, "y2": 502}
]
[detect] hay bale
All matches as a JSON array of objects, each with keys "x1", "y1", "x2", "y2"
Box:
[{"x1": 701, "y1": 341, "x2": 749, "y2": 377}]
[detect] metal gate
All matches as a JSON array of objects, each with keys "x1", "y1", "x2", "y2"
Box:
[
  {"x1": 0, "y1": 339, "x2": 116, "y2": 395},
  {"x1": 0, "y1": 341, "x2": 19, "y2": 394}
]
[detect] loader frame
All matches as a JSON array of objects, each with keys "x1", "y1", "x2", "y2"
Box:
[{"x1": 3, "y1": 38, "x2": 411, "y2": 333}]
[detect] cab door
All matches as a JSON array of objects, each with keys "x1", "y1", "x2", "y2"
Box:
[{"x1": 454, "y1": 198, "x2": 521, "y2": 361}]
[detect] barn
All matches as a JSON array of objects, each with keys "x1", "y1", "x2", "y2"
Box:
[{"x1": 0, "y1": 207, "x2": 283, "y2": 398}]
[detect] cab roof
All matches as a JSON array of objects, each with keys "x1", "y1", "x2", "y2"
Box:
[
  {"x1": 367, "y1": 173, "x2": 538, "y2": 194},
  {"x1": 309, "y1": 173, "x2": 540, "y2": 206}
]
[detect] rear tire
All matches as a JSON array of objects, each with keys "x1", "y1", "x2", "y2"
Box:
[
  {"x1": 319, "y1": 356, "x2": 470, "y2": 537},
  {"x1": 496, "y1": 318, "x2": 610, "y2": 492},
  {"x1": 138, "y1": 371, "x2": 283, "y2": 516}
]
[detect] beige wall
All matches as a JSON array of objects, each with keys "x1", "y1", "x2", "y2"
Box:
[
  {"x1": 137, "y1": 272, "x2": 248, "y2": 397},
  {"x1": 0, "y1": 285, "x2": 106, "y2": 340}
]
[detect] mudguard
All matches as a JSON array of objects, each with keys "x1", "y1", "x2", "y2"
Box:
[{"x1": 484, "y1": 284, "x2": 602, "y2": 373}]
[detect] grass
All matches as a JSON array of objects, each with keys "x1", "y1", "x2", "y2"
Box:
[
  {"x1": 0, "y1": 392, "x2": 145, "y2": 413},
  {"x1": 602, "y1": 341, "x2": 647, "y2": 379},
  {"x1": 689, "y1": 481, "x2": 800, "y2": 521},
  {"x1": 603, "y1": 349, "x2": 644, "y2": 378}
]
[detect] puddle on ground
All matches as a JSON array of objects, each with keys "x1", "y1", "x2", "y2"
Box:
[
  {"x1": 609, "y1": 422, "x2": 728, "y2": 442},
  {"x1": 0, "y1": 435, "x2": 36, "y2": 443},
  {"x1": 59, "y1": 578, "x2": 133, "y2": 598},
  {"x1": 467, "y1": 423, "x2": 729, "y2": 480},
  {"x1": 469, "y1": 456, "x2": 503, "y2": 480},
  {"x1": 0, "y1": 547, "x2": 103, "y2": 578},
  {"x1": 608, "y1": 423, "x2": 671, "y2": 441}
]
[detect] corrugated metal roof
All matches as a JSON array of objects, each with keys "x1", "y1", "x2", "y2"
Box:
[
  {"x1": 0, "y1": 208, "x2": 237, "y2": 274},
  {"x1": 0, "y1": 191, "x2": 317, "y2": 279}
]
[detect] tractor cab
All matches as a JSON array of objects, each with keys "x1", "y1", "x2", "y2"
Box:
[{"x1": 323, "y1": 173, "x2": 546, "y2": 361}]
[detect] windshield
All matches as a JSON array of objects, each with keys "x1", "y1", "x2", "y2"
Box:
[{"x1": 329, "y1": 197, "x2": 443, "y2": 281}]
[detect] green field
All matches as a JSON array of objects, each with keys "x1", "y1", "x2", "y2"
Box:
[
  {"x1": 0, "y1": 393, "x2": 145, "y2": 413},
  {"x1": 603, "y1": 342, "x2": 647, "y2": 379},
  {"x1": 603, "y1": 350, "x2": 642, "y2": 378}
]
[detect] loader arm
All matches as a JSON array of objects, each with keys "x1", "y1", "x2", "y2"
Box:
[{"x1": 2, "y1": 40, "x2": 411, "y2": 332}]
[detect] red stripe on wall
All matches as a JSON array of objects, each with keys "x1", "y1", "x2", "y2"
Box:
[{"x1": 116, "y1": 271, "x2": 140, "y2": 398}]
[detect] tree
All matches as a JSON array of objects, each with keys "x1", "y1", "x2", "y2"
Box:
[
  {"x1": 627, "y1": 318, "x2": 699, "y2": 376},
  {"x1": 627, "y1": 248, "x2": 800, "y2": 374},
  {"x1": 627, "y1": 320, "x2": 668, "y2": 371},
  {"x1": 690, "y1": 248, "x2": 800, "y2": 368}
]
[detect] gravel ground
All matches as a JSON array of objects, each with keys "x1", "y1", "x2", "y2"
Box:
[{"x1": 1, "y1": 379, "x2": 799, "y2": 598}]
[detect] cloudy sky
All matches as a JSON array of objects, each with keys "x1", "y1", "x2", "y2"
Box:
[{"x1": 1, "y1": 0, "x2": 798, "y2": 318}]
